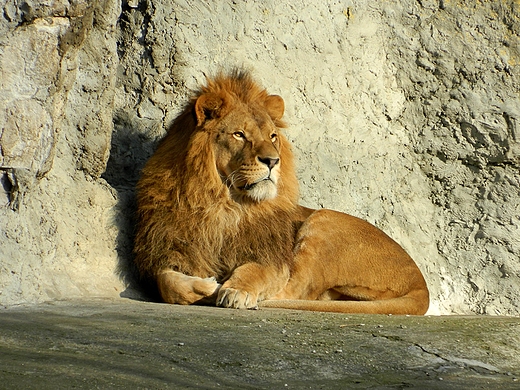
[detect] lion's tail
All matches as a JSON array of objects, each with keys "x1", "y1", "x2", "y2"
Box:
[{"x1": 259, "y1": 291, "x2": 429, "y2": 315}]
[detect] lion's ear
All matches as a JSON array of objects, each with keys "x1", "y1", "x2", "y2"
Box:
[
  {"x1": 195, "y1": 93, "x2": 227, "y2": 126},
  {"x1": 265, "y1": 95, "x2": 285, "y2": 121}
]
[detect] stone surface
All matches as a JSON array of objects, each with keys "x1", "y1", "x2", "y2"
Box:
[
  {"x1": 1, "y1": 0, "x2": 519, "y2": 315},
  {"x1": 0, "y1": 0, "x2": 124, "y2": 305},
  {"x1": 0, "y1": 299, "x2": 519, "y2": 389}
]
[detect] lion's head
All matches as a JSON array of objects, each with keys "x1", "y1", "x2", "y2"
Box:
[
  {"x1": 195, "y1": 92, "x2": 284, "y2": 201},
  {"x1": 192, "y1": 71, "x2": 291, "y2": 203}
]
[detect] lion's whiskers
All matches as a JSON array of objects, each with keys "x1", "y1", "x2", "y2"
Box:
[{"x1": 225, "y1": 170, "x2": 247, "y2": 189}]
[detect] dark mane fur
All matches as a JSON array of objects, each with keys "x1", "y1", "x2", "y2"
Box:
[{"x1": 134, "y1": 71, "x2": 300, "y2": 283}]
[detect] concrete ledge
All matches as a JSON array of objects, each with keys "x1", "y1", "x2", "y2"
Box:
[{"x1": 1, "y1": 298, "x2": 519, "y2": 389}]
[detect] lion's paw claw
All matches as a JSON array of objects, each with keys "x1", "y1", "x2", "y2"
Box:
[{"x1": 217, "y1": 287, "x2": 258, "y2": 309}]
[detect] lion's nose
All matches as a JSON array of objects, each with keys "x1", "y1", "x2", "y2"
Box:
[{"x1": 258, "y1": 157, "x2": 280, "y2": 170}]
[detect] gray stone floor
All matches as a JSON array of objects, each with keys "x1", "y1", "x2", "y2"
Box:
[{"x1": 1, "y1": 298, "x2": 519, "y2": 389}]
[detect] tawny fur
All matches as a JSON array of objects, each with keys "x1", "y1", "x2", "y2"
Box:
[{"x1": 134, "y1": 70, "x2": 430, "y2": 315}]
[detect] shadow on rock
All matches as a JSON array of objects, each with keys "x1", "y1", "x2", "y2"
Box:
[{"x1": 103, "y1": 109, "x2": 163, "y2": 302}]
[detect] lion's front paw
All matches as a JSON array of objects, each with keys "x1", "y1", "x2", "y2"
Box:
[
  {"x1": 158, "y1": 271, "x2": 221, "y2": 305},
  {"x1": 217, "y1": 287, "x2": 259, "y2": 309}
]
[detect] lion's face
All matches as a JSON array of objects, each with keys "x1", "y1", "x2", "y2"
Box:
[
  {"x1": 213, "y1": 103, "x2": 282, "y2": 202},
  {"x1": 195, "y1": 93, "x2": 285, "y2": 203}
]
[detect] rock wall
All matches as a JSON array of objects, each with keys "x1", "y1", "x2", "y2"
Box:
[
  {"x1": 0, "y1": 0, "x2": 123, "y2": 304},
  {"x1": 1, "y1": 0, "x2": 519, "y2": 315}
]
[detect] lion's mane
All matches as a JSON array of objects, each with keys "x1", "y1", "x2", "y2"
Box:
[{"x1": 134, "y1": 71, "x2": 300, "y2": 283}]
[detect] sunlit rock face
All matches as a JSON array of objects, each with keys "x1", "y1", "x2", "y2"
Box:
[{"x1": 1, "y1": 0, "x2": 519, "y2": 315}]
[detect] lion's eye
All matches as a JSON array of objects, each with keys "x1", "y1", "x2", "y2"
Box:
[
  {"x1": 270, "y1": 133, "x2": 278, "y2": 143},
  {"x1": 233, "y1": 131, "x2": 245, "y2": 140}
]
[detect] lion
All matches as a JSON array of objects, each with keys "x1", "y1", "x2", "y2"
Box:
[{"x1": 134, "y1": 70, "x2": 430, "y2": 315}]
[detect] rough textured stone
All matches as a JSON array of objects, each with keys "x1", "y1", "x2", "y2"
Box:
[
  {"x1": 0, "y1": 0, "x2": 123, "y2": 305},
  {"x1": 1, "y1": 0, "x2": 519, "y2": 316},
  {"x1": 0, "y1": 299, "x2": 519, "y2": 389}
]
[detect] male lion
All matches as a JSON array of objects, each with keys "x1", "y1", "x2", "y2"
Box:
[{"x1": 134, "y1": 70, "x2": 429, "y2": 315}]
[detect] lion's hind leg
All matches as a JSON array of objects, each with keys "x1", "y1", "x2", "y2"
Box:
[
  {"x1": 157, "y1": 270, "x2": 221, "y2": 305},
  {"x1": 262, "y1": 208, "x2": 430, "y2": 315}
]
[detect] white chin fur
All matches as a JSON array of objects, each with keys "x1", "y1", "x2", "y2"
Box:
[
  {"x1": 247, "y1": 180, "x2": 278, "y2": 202},
  {"x1": 235, "y1": 180, "x2": 278, "y2": 202}
]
